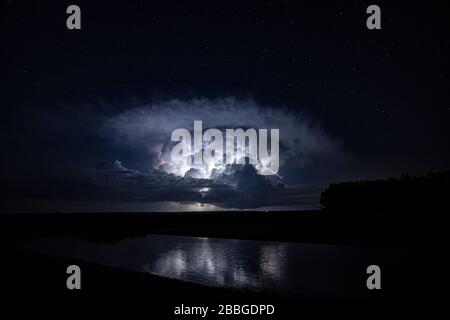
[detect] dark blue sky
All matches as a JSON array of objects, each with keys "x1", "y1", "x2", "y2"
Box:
[{"x1": 1, "y1": 0, "x2": 449, "y2": 202}]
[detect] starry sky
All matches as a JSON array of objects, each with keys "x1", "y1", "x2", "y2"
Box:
[{"x1": 1, "y1": 0, "x2": 449, "y2": 210}]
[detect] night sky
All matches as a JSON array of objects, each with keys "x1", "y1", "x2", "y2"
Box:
[{"x1": 1, "y1": 0, "x2": 449, "y2": 211}]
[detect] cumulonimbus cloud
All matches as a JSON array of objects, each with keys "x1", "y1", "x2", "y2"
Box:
[{"x1": 102, "y1": 97, "x2": 344, "y2": 175}]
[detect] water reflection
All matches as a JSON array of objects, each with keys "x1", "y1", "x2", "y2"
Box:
[
  {"x1": 26, "y1": 234, "x2": 397, "y2": 296},
  {"x1": 143, "y1": 237, "x2": 269, "y2": 289},
  {"x1": 260, "y1": 245, "x2": 287, "y2": 282}
]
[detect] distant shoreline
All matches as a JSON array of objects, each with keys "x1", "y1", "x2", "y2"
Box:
[{"x1": 1, "y1": 210, "x2": 447, "y2": 246}]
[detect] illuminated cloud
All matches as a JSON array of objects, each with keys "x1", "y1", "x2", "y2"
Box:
[{"x1": 103, "y1": 97, "x2": 344, "y2": 180}]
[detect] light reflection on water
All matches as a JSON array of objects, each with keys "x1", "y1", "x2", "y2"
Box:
[
  {"x1": 26, "y1": 234, "x2": 395, "y2": 296},
  {"x1": 144, "y1": 237, "x2": 284, "y2": 289}
]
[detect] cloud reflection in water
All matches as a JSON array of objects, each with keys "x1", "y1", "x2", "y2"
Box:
[
  {"x1": 144, "y1": 237, "x2": 281, "y2": 289},
  {"x1": 26, "y1": 234, "x2": 392, "y2": 296}
]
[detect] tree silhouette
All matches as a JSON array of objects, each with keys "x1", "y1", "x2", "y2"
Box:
[{"x1": 320, "y1": 171, "x2": 450, "y2": 214}]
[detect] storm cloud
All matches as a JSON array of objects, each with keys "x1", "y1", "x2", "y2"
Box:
[
  {"x1": 1, "y1": 97, "x2": 346, "y2": 211},
  {"x1": 102, "y1": 97, "x2": 344, "y2": 174}
]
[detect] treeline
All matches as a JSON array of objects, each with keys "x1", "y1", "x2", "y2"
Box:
[{"x1": 320, "y1": 171, "x2": 450, "y2": 214}]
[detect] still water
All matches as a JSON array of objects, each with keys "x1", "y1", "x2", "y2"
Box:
[{"x1": 27, "y1": 234, "x2": 399, "y2": 297}]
